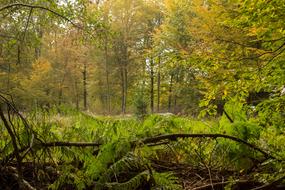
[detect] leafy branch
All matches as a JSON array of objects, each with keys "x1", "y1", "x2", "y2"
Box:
[{"x1": 0, "y1": 3, "x2": 81, "y2": 29}]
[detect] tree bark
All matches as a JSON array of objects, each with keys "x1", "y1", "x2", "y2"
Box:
[
  {"x1": 173, "y1": 72, "x2": 179, "y2": 113},
  {"x1": 150, "y1": 58, "x2": 154, "y2": 113},
  {"x1": 83, "y1": 61, "x2": 87, "y2": 110},
  {"x1": 123, "y1": 66, "x2": 128, "y2": 114},
  {"x1": 157, "y1": 56, "x2": 161, "y2": 112},
  {"x1": 120, "y1": 65, "x2": 127, "y2": 114},
  {"x1": 35, "y1": 28, "x2": 43, "y2": 59},
  {"x1": 7, "y1": 62, "x2": 11, "y2": 91},
  {"x1": 120, "y1": 43, "x2": 128, "y2": 115},
  {"x1": 104, "y1": 37, "x2": 111, "y2": 114},
  {"x1": 75, "y1": 80, "x2": 79, "y2": 110},
  {"x1": 168, "y1": 74, "x2": 173, "y2": 112}
]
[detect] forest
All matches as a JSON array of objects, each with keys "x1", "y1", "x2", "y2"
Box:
[{"x1": 0, "y1": 0, "x2": 284, "y2": 189}]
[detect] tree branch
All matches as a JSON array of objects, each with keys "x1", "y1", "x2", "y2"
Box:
[
  {"x1": 192, "y1": 180, "x2": 249, "y2": 190},
  {"x1": 0, "y1": 3, "x2": 82, "y2": 29},
  {"x1": 2, "y1": 131, "x2": 279, "y2": 164},
  {"x1": 33, "y1": 133, "x2": 277, "y2": 161},
  {"x1": 22, "y1": 8, "x2": 33, "y2": 42},
  {"x1": 250, "y1": 175, "x2": 285, "y2": 190},
  {"x1": 140, "y1": 133, "x2": 277, "y2": 160},
  {"x1": 223, "y1": 110, "x2": 234, "y2": 123},
  {"x1": 0, "y1": 107, "x2": 23, "y2": 187},
  {"x1": 42, "y1": 141, "x2": 101, "y2": 147}
]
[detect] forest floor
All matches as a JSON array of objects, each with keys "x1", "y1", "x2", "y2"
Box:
[{"x1": 1, "y1": 105, "x2": 285, "y2": 189}]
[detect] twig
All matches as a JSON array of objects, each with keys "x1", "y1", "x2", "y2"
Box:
[
  {"x1": 192, "y1": 180, "x2": 248, "y2": 190},
  {"x1": 0, "y1": 3, "x2": 81, "y2": 29},
  {"x1": 6, "y1": 166, "x2": 36, "y2": 190},
  {"x1": 250, "y1": 175, "x2": 285, "y2": 190}
]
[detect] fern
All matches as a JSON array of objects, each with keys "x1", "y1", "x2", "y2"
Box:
[
  {"x1": 152, "y1": 172, "x2": 182, "y2": 190},
  {"x1": 98, "y1": 153, "x2": 146, "y2": 184},
  {"x1": 84, "y1": 140, "x2": 131, "y2": 181},
  {"x1": 96, "y1": 170, "x2": 152, "y2": 190},
  {"x1": 49, "y1": 164, "x2": 87, "y2": 190}
]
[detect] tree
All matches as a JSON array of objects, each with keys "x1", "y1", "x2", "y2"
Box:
[{"x1": 188, "y1": 0, "x2": 285, "y2": 119}]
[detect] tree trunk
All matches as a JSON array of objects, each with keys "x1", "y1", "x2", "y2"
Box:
[
  {"x1": 173, "y1": 73, "x2": 179, "y2": 113},
  {"x1": 17, "y1": 44, "x2": 21, "y2": 65},
  {"x1": 120, "y1": 66, "x2": 127, "y2": 114},
  {"x1": 104, "y1": 38, "x2": 111, "y2": 114},
  {"x1": 116, "y1": 39, "x2": 128, "y2": 115},
  {"x1": 121, "y1": 43, "x2": 128, "y2": 115},
  {"x1": 58, "y1": 60, "x2": 68, "y2": 105},
  {"x1": 120, "y1": 66, "x2": 128, "y2": 114},
  {"x1": 7, "y1": 62, "x2": 11, "y2": 91},
  {"x1": 123, "y1": 66, "x2": 128, "y2": 114},
  {"x1": 157, "y1": 56, "x2": 161, "y2": 112},
  {"x1": 83, "y1": 62, "x2": 87, "y2": 110},
  {"x1": 174, "y1": 95, "x2": 177, "y2": 113},
  {"x1": 168, "y1": 74, "x2": 173, "y2": 112},
  {"x1": 75, "y1": 80, "x2": 79, "y2": 110},
  {"x1": 35, "y1": 29, "x2": 43, "y2": 59},
  {"x1": 150, "y1": 58, "x2": 154, "y2": 113}
]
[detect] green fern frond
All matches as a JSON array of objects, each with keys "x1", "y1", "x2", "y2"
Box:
[
  {"x1": 152, "y1": 172, "x2": 182, "y2": 190},
  {"x1": 96, "y1": 170, "x2": 152, "y2": 190},
  {"x1": 98, "y1": 153, "x2": 147, "y2": 184}
]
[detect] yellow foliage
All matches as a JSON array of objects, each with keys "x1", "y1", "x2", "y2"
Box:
[{"x1": 30, "y1": 58, "x2": 52, "y2": 82}]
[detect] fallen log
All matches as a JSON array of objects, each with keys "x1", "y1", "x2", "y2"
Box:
[
  {"x1": 140, "y1": 133, "x2": 277, "y2": 160},
  {"x1": 3, "y1": 133, "x2": 279, "y2": 164}
]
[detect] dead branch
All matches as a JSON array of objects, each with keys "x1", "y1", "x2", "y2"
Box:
[
  {"x1": 140, "y1": 133, "x2": 278, "y2": 160},
  {"x1": 0, "y1": 107, "x2": 23, "y2": 186},
  {"x1": 5, "y1": 166, "x2": 36, "y2": 190},
  {"x1": 42, "y1": 141, "x2": 101, "y2": 147},
  {"x1": 0, "y1": 93, "x2": 38, "y2": 168},
  {"x1": 192, "y1": 180, "x2": 248, "y2": 190},
  {"x1": 18, "y1": 133, "x2": 278, "y2": 161},
  {"x1": 250, "y1": 175, "x2": 285, "y2": 190}
]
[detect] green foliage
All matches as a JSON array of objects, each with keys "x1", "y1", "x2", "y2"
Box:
[
  {"x1": 213, "y1": 99, "x2": 263, "y2": 170},
  {"x1": 1, "y1": 106, "x2": 285, "y2": 189},
  {"x1": 84, "y1": 140, "x2": 132, "y2": 181},
  {"x1": 133, "y1": 89, "x2": 148, "y2": 120},
  {"x1": 1, "y1": 0, "x2": 285, "y2": 188},
  {"x1": 102, "y1": 170, "x2": 152, "y2": 190},
  {"x1": 256, "y1": 96, "x2": 285, "y2": 128},
  {"x1": 152, "y1": 172, "x2": 182, "y2": 190},
  {"x1": 49, "y1": 164, "x2": 87, "y2": 190},
  {"x1": 218, "y1": 98, "x2": 262, "y2": 141}
]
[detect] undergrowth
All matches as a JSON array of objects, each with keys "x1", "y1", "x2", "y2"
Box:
[{"x1": 1, "y1": 103, "x2": 285, "y2": 189}]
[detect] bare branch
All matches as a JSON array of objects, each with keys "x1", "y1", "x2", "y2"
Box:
[
  {"x1": 250, "y1": 175, "x2": 285, "y2": 190},
  {"x1": 26, "y1": 133, "x2": 278, "y2": 161},
  {"x1": 42, "y1": 141, "x2": 101, "y2": 147},
  {"x1": 0, "y1": 34, "x2": 19, "y2": 40},
  {"x1": 6, "y1": 166, "x2": 36, "y2": 190},
  {"x1": 192, "y1": 180, "x2": 248, "y2": 190},
  {"x1": 0, "y1": 107, "x2": 23, "y2": 186},
  {"x1": 140, "y1": 133, "x2": 277, "y2": 160},
  {"x1": 0, "y1": 3, "x2": 82, "y2": 29}
]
